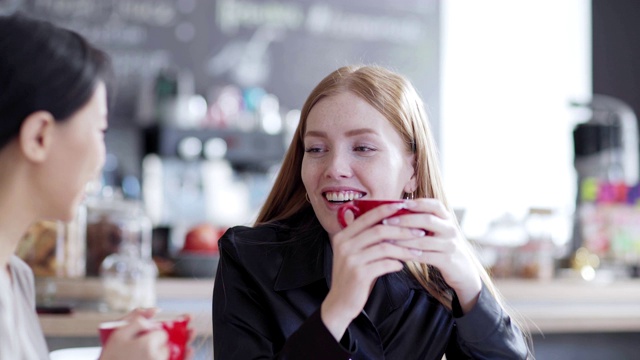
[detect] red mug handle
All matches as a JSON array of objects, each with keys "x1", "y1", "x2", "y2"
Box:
[{"x1": 338, "y1": 203, "x2": 360, "y2": 228}]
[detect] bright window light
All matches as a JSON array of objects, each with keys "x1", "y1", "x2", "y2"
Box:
[{"x1": 440, "y1": 0, "x2": 592, "y2": 240}]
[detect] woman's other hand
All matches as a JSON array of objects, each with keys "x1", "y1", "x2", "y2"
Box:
[
  {"x1": 181, "y1": 313, "x2": 196, "y2": 360},
  {"x1": 384, "y1": 198, "x2": 483, "y2": 313},
  {"x1": 99, "y1": 311, "x2": 169, "y2": 360}
]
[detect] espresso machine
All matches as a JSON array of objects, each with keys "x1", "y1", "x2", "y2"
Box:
[{"x1": 571, "y1": 94, "x2": 640, "y2": 256}]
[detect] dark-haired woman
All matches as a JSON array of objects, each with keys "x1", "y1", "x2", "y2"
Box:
[{"x1": 0, "y1": 13, "x2": 169, "y2": 360}]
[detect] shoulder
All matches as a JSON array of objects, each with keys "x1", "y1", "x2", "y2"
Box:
[
  {"x1": 9, "y1": 256, "x2": 34, "y2": 283},
  {"x1": 219, "y1": 224, "x2": 284, "y2": 249},
  {"x1": 218, "y1": 224, "x2": 290, "y2": 276},
  {"x1": 8, "y1": 256, "x2": 35, "y2": 301}
]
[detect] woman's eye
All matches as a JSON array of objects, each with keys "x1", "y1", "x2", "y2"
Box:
[
  {"x1": 304, "y1": 146, "x2": 323, "y2": 153},
  {"x1": 354, "y1": 145, "x2": 375, "y2": 152}
]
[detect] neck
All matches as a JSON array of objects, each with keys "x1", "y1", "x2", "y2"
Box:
[
  {"x1": 0, "y1": 148, "x2": 38, "y2": 271},
  {"x1": 0, "y1": 203, "x2": 33, "y2": 272}
]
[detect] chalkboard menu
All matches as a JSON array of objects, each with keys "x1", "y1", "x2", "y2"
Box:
[{"x1": 6, "y1": 0, "x2": 440, "y2": 135}]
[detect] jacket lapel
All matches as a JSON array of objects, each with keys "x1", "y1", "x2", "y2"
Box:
[{"x1": 273, "y1": 235, "x2": 327, "y2": 291}]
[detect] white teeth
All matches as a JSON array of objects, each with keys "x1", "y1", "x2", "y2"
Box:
[{"x1": 324, "y1": 191, "x2": 363, "y2": 202}]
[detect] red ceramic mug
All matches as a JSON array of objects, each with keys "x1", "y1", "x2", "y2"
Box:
[
  {"x1": 99, "y1": 315, "x2": 190, "y2": 360},
  {"x1": 337, "y1": 199, "x2": 413, "y2": 228}
]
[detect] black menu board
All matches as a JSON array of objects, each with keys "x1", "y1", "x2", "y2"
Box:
[{"x1": 6, "y1": 0, "x2": 440, "y2": 136}]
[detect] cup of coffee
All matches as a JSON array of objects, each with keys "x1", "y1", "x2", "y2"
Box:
[
  {"x1": 337, "y1": 199, "x2": 412, "y2": 228},
  {"x1": 99, "y1": 315, "x2": 190, "y2": 360}
]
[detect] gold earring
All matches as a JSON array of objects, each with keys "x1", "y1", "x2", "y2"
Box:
[
  {"x1": 404, "y1": 192, "x2": 415, "y2": 200},
  {"x1": 305, "y1": 193, "x2": 311, "y2": 203}
]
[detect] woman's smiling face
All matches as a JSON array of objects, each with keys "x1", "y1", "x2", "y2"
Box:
[{"x1": 301, "y1": 91, "x2": 416, "y2": 237}]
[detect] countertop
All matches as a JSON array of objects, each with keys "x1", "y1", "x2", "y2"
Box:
[
  {"x1": 38, "y1": 276, "x2": 640, "y2": 337},
  {"x1": 496, "y1": 277, "x2": 640, "y2": 334},
  {"x1": 38, "y1": 277, "x2": 213, "y2": 338}
]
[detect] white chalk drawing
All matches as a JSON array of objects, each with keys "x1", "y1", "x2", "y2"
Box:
[{"x1": 206, "y1": 26, "x2": 284, "y2": 88}]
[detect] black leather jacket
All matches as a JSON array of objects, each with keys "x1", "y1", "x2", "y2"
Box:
[{"x1": 213, "y1": 224, "x2": 529, "y2": 359}]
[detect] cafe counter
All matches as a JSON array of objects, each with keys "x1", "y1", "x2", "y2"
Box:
[
  {"x1": 38, "y1": 278, "x2": 214, "y2": 338},
  {"x1": 37, "y1": 276, "x2": 640, "y2": 337}
]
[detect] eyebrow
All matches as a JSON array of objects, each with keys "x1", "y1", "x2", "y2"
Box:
[{"x1": 304, "y1": 128, "x2": 378, "y2": 138}]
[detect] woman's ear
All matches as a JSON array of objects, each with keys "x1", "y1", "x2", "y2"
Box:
[
  {"x1": 404, "y1": 154, "x2": 418, "y2": 194},
  {"x1": 404, "y1": 175, "x2": 418, "y2": 195},
  {"x1": 19, "y1": 111, "x2": 55, "y2": 163}
]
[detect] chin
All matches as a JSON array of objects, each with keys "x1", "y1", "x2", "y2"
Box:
[
  {"x1": 317, "y1": 217, "x2": 341, "y2": 238},
  {"x1": 59, "y1": 197, "x2": 83, "y2": 223},
  {"x1": 58, "y1": 210, "x2": 76, "y2": 223}
]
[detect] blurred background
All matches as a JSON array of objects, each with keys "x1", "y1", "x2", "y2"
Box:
[{"x1": 6, "y1": 0, "x2": 640, "y2": 359}]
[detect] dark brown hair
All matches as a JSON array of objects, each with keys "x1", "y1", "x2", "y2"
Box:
[{"x1": 0, "y1": 12, "x2": 112, "y2": 150}]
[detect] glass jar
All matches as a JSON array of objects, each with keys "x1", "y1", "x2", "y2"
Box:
[
  {"x1": 15, "y1": 203, "x2": 87, "y2": 278},
  {"x1": 86, "y1": 194, "x2": 158, "y2": 312},
  {"x1": 515, "y1": 208, "x2": 557, "y2": 280},
  {"x1": 85, "y1": 195, "x2": 152, "y2": 276},
  {"x1": 100, "y1": 241, "x2": 158, "y2": 312}
]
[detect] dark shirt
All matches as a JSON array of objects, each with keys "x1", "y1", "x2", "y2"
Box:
[{"x1": 213, "y1": 224, "x2": 528, "y2": 359}]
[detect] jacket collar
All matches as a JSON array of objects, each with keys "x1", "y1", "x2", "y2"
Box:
[{"x1": 273, "y1": 232, "x2": 328, "y2": 291}]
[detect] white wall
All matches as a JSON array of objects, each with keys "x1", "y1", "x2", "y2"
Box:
[{"x1": 440, "y1": 0, "x2": 591, "y2": 239}]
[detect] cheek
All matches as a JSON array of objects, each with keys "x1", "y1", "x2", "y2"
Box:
[
  {"x1": 300, "y1": 158, "x2": 313, "y2": 191},
  {"x1": 351, "y1": 158, "x2": 380, "y2": 178},
  {"x1": 84, "y1": 134, "x2": 105, "y2": 169},
  {"x1": 95, "y1": 140, "x2": 106, "y2": 169},
  {"x1": 301, "y1": 156, "x2": 329, "y2": 185},
  {"x1": 361, "y1": 158, "x2": 405, "y2": 193},
  {"x1": 72, "y1": 136, "x2": 105, "y2": 183}
]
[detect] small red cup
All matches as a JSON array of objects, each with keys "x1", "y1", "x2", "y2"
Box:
[
  {"x1": 337, "y1": 199, "x2": 412, "y2": 228},
  {"x1": 99, "y1": 316, "x2": 190, "y2": 360}
]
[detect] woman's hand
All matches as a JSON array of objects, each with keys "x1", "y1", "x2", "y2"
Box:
[
  {"x1": 183, "y1": 314, "x2": 197, "y2": 360},
  {"x1": 99, "y1": 309, "x2": 170, "y2": 360},
  {"x1": 321, "y1": 202, "x2": 429, "y2": 340},
  {"x1": 385, "y1": 199, "x2": 482, "y2": 313}
]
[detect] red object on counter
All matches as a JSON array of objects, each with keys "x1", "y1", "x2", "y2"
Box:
[{"x1": 182, "y1": 223, "x2": 222, "y2": 254}]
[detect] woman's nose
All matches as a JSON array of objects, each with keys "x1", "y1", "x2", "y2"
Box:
[{"x1": 324, "y1": 151, "x2": 352, "y2": 179}]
